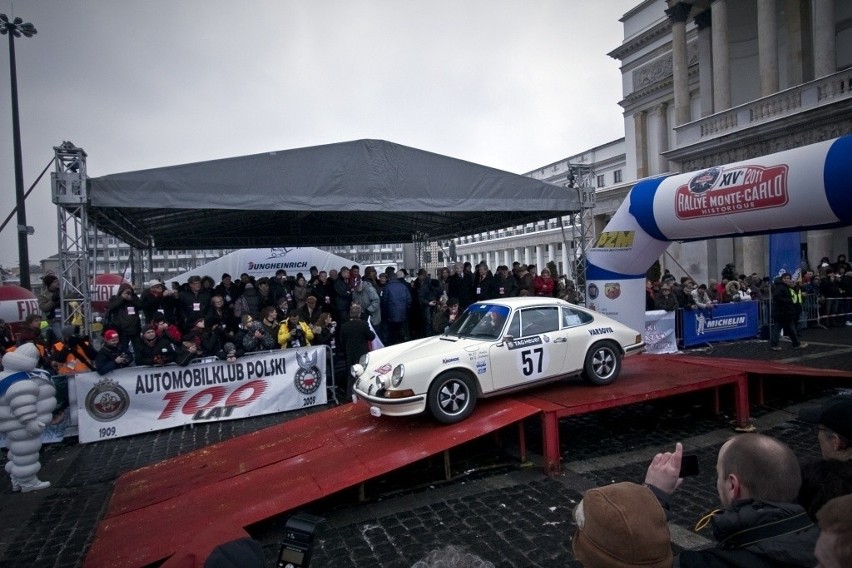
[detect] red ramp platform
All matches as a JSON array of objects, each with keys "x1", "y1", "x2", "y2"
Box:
[
  {"x1": 86, "y1": 353, "x2": 852, "y2": 567},
  {"x1": 84, "y1": 398, "x2": 540, "y2": 568},
  {"x1": 514, "y1": 354, "x2": 852, "y2": 474}
]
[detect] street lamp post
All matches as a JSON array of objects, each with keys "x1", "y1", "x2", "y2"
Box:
[{"x1": 1, "y1": 14, "x2": 36, "y2": 290}]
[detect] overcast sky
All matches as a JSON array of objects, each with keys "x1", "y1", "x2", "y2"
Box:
[{"x1": 0, "y1": 0, "x2": 638, "y2": 267}]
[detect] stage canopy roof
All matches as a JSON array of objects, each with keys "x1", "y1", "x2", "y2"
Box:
[{"x1": 85, "y1": 139, "x2": 580, "y2": 250}]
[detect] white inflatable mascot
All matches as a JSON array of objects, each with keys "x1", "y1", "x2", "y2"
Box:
[{"x1": 0, "y1": 343, "x2": 57, "y2": 492}]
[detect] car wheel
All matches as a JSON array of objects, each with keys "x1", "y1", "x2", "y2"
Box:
[
  {"x1": 427, "y1": 371, "x2": 478, "y2": 424},
  {"x1": 583, "y1": 341, "x2": 622, "y2": 386}
]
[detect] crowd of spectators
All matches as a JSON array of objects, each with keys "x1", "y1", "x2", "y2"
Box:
[
  {"x1": 645, "y1": 255, "x2": 852, "y2": 331},
  {"x1": 71, "y1": 261, "x2": 584, "y2": 377}
]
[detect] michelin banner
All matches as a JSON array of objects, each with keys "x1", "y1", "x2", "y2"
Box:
[
  {"x1": 73, "y1": 348, "x2": 327, "y2": 443},
  {"x1": 680, "y1": 301, "x2": 759, "y2": 347}
]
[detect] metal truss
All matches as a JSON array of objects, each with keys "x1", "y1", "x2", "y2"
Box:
[
  {"x1": 565, "y1": 164, "x2": 596, "y2": 300},
  {"x1": 51, "y1": 142, "x2": 93, "y2": 336}
]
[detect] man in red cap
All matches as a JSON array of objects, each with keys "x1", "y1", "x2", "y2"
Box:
[{"x1": 94, "y1": 329, "x2": 133, "y2": 375}]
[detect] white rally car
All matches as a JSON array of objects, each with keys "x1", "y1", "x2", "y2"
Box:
[{"x1": 352, "y1": 297, "x2": 644, "y2": 424}]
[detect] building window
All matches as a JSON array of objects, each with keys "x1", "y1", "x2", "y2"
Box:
[
  {"x1": 423, "y1": 251, "x2": 432, "y2": 263},
  {"x1": 597, "y1": 174, "x2": 605, "y2": 188},
  {"x1": 438, "y1": 251, "x2": 444, "y2": 262},
  {"x1": 614, "y1": 169, "x2": 623, "y2": 183}
]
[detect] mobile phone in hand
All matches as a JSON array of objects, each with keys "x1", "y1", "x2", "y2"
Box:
[{"x1": 680, "y1": 454, "x2": 699, "y2": 477}]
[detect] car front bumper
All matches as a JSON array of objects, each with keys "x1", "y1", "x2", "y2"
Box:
[{"x1": 352, "y1": 376, "x2": 427, "y2": 417}]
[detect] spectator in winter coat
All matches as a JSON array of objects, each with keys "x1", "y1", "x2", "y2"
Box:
[
  {"x1": 533, "y1": 268, "x2": 555, "y2": 297},
  {"x1": 105, "y1": 283, "x2": 142, "y2": 350},
  {"x1": 645, "y1": 435, "x2": 818, "y2": 567},
  {"x1": 352, "y1": 278, "x2": 381, "y2": 329},
  {"x1": 94, "y1": 329, "x2": 133, "y2": 375},
  {"x1": 381, "y1": 271, "x2": 412, "y2": 346}
]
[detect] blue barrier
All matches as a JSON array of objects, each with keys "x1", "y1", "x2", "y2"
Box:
[{"x1": 680, "y1": 301, "x2": 759, "y2": 347}]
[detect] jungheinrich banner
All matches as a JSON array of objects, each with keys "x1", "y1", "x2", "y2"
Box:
[{"x1": 74, "y1": 348, "x2": 327, "y2": 443}]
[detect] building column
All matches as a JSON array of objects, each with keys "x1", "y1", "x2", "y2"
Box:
[
  {"x1": 535, "y1": 246, "x2": 544, "y2": 273},
  {"x1": 655, "y1": 102, "x2": 670, "y2": 175},
  {"x1": 807, "y1": 230, "x2": 834, "y2": 268},
  {"x1": 667, "y1": 2, "x2": 692, "y2": 126},
  {"x1": 711, "y1": 0, "x2": 731, "y2": 110},
  {"x1": 695, "y1": 9, "x2": 714, "y2": 117},
  {"x1": 512, "y1": 248, "x2": 520, "y2": 265},
  {"x1": 785, "y1": 0, "x2": 804, "y2": 85},
  {"x1": 757, "y1": 0, "x2": 779, "y2": 95},
  {"x1": 813, "y1": 0, "x2": 836, "y2": 79},
  {"x1": 634, "y1": 111, "x2": 649, "y2": 179},
  {"x1": 524, "y1": 246, "x2": 533, "y2": 266},
  {"x1": 561, "y1": 242, "x2": 571, "y2": 280},
  {"x1": 742, "y1": 236, "x2": 767, "y2": 279}
]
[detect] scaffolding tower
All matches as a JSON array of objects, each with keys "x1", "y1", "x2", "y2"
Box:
[{"x1": 51, "y1": 141, "x2": 93, "y2": 336}]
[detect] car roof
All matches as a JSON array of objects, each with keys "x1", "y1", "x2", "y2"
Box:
[{"x1": 471, "y1": 297, "x2": 574, "y2": 309}]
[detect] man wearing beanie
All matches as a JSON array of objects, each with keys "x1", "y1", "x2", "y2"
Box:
[
  {"x1": 645, "y1": 436, "x2": 818, "y2": 567},
  {"x1": 572, "y1": 482, "x2": 672, "y2": 568},
  {"x1": 0, "y1": 343, "x2": 57, "y2": 492}
]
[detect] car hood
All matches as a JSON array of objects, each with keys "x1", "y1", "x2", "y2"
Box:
[{"x1": 367, "y1": 334, "x2": 485, "y2": 369}]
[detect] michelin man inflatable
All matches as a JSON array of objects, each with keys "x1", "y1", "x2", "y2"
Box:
[{"x1": 0, "y1": 343, "x2": 57, "y2": 492}]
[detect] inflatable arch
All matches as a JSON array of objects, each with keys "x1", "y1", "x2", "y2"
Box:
[{"x1": 586, "y1": 135, "x2": 852, "y2": 333}]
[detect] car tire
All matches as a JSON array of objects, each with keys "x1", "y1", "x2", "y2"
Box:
[
  {"x1": 583, "y1": 341, "x2": 622, "y2": 386},
  {"x1": 427, "y1": 371, "x2": 478, "y2": 424}
]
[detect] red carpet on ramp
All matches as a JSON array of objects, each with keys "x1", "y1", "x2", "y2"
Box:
[{"x1": 84, "y1": 398, "x2": 540, "y2": 568}]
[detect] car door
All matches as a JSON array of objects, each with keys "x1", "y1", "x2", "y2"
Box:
[
  {"x1": 488, "y1": 306, "x2": 571, "y2": 392},
  {"x1": 560, "y1": 306, "x2": 595, "y2": 372}
]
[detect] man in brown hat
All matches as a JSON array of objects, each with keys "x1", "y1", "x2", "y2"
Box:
[{"x1": 572, "y1": 481, "x2": 672, "y2": 567}]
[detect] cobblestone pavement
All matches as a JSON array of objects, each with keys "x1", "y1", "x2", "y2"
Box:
[{"x1": 2, "y1": 326, "x2": 851, "y2": 568}]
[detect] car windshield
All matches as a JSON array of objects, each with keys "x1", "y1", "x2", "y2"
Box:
[{"x1": 445, "y1": 303, "x2": 511, "y2": 340}]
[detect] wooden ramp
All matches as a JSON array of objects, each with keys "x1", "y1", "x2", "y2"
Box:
[{"x1": 84, "y1": 398, "x2": 540, "y2": 568}]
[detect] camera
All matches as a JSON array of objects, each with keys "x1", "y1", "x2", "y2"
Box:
[{"x1": 277, "y1": 513, "x2": 325, "y2": 568}]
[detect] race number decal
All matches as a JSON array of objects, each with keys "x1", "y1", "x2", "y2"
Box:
[{"x1": 515, "y1": 345, "x2": 551, "y2": 379}]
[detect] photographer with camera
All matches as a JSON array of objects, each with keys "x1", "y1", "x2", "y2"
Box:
[
  {"x1": 278, "y1": 312, "x2": 314, "y2": 349},
  {"x1": 94, "y1": 329, "x2": 134, "y2": 375},
  {"x1": 642, "y1": 436, "x2": 818, "y2": 567}
]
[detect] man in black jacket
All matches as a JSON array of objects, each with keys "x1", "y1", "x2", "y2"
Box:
[
  {"x1": 770, "y1": 273, "x2": 806, "y2": 351},
  {"x1": 645, "y1": 435, "x2": 818, "y2": 567},
  {"x1": 339, "y1": 304, "x2": 375, "y2": 398}
]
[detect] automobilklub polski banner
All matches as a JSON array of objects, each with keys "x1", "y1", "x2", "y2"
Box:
[{"x1": 73, "y1": 347, "x2": 327, "y2": 443}]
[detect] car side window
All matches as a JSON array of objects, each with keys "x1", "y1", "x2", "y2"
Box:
[
  {"x1": 506, "y1": 312, "x2": 521, "y2": 338},
  {"x1": 520, "y1": 307, "x2": 560, "y2": 336},
  {"x1": 562, "y1": 307, "x2": 593, "y2": 328}
]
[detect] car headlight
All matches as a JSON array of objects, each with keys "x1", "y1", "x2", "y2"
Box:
[
  {"x1": 391, "y1": 364, "x2": 405, "y2": 387},
  {"x1": 359, "y1": 353, "x2": 370, "y2": 368}
]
